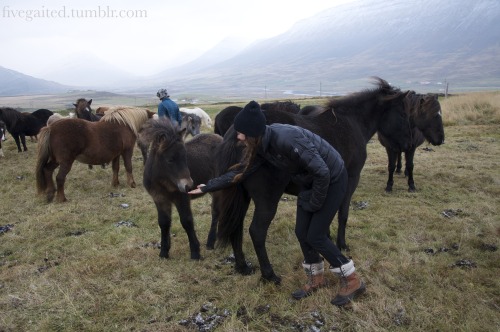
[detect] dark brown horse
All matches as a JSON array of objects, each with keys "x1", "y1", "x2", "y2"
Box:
[
  {"x1": 140, "y1": 118, "x2": 223, "y2": 259},
  {"x1": 378, "y1": 92, "x2": 445, "y2": 192},
  {"x1": 74, "y1": 98, "x2": 101, "y2": 121},
  {"x1": 36, "y1": 107, "x2": 152, "y2": 203},
  {"x1": 212, "y1": 78, "x2": 412, "y2": 284},
  {"x1": 213, "y1": 100, "x2": 301, "y2": 136},
  {"x1": 0, "y1": 108, "x2": 53, "y2": 152}
]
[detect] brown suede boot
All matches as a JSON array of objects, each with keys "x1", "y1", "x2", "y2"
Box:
[
  {"x1": 330, "y1": 260, "x2": 366, "y2": 306},
  {"x1": 291, "y1": 261, "x2": 327, "y2": 300}
]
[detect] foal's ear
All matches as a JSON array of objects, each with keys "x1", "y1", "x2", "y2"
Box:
[
  {"x1": 88, "y1": 99, "x2": 93, "y2": 105},
  {"x1": 73, "y1": 103, "x2": 77, "y2": 107}
]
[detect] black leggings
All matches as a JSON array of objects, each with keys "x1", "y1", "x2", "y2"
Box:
[{"x1": 295, "y1": 167, "x2": 349, "y2": 268}]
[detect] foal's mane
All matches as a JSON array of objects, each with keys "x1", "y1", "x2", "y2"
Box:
[{"x1": 101, "y1": 107, "x2": 150, "y2": 136}]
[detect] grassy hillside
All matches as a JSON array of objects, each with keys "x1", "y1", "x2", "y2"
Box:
[{"x1": 0, "y1": 93, "x2": 499, "y2": 331}]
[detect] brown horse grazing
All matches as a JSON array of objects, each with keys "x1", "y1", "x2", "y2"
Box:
[
  {"x1": 140, "y1": 118, "x2": 223, "y2": 259},
  {"x1": 378, "y1": 92, "x2": 445, "y2": 192},
  {"x1": 35, "y1": 107, "x2": 152, "y2": 203}
]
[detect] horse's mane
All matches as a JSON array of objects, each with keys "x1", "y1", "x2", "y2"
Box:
[
  {"x1": 101, "y1": 107, "x2": 150, "y2": 136},
  {"x1": 261, "y1": 100, "x2": 301, "y2": 113},
  {"x1": 325, "y1": 77, "x2": 401, "y2": 113}
]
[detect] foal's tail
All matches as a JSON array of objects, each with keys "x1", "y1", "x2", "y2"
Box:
[
  {"x1": 35, "y1": 127, "x2": 51, "y2": 194},
  {"x1": 214, "y1": 128, "x2": 251, "y2": 248}
]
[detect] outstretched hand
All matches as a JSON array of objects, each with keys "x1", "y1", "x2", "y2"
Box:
[{"x1": 188, "y1": 184, "x2": 206, "y2": 195}]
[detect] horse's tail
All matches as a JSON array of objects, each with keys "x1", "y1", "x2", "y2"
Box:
[
  {"x1": 214, "y1": 186, "x2": 250, "y2": 248},
  {"x1": 213, "y1": 128, "x2": 250, "y2": 247},
  {"x1": 35, "y1": 127, "x2": 51, "y2": 194}
]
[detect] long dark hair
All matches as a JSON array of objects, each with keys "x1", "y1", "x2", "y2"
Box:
[{"x1": 231, "y1": 136, "x2": 262, "y2": 183}]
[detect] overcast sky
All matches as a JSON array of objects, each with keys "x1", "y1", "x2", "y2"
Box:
[{"x1": 1, "y1": 0, "x2": 355, "y2": 77}]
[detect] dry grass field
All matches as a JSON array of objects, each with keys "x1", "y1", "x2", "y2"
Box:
[{"x1": 0, "y1": 92, "x2": 499, "y2": 331}]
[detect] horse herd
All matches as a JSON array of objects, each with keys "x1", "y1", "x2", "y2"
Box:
[{"x1": 0, "y1": 77, "x2": 445, "y2": 284}]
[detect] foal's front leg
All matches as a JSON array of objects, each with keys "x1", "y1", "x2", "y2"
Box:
[
  {"x1": 175, "y1": 194, "x2": 201, "y2": 260},
  {"x1": 155, "y1": 201, "x2": 172, "y2": 258}
]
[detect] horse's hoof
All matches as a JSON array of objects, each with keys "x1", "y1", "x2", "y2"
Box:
[
  {"x1": 236, "y1": 264, "x2": 255, "y2": 276},
  {"x1": 261, "y1": 274, "x2": 282, "y2": 285},
  {"x1": 191, "y1": 253, "x2": 201, "y2": 260},
  {"x1": 130, "y1": 182, "x2": 136, "y2": 188},
  {"x1": 408, "y1": 188, "x2": 416, "y2": 193},
  {"x1": 159, "y1": 252, "x2": 169, "y2": 259}
]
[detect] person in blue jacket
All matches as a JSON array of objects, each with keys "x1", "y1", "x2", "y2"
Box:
[
  {"x1": 188, "y1": 100, "x2": 366, "y2": 306},
  {"x1": 156, "y1": 88, "x2": 182, "y2": 126}
]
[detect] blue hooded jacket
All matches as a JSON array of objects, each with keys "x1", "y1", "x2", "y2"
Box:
[{"x1": 158, "y1": 98, "x2": 182, "y2": 125}]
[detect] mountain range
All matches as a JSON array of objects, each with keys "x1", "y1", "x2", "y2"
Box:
[{"x1": 1, "y1": 0, "x2": 499, "y2": 99}]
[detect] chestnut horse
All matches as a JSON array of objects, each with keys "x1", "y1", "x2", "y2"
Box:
[{"x1": 36, "y1": 107, "x2": 152, "y2": 202}]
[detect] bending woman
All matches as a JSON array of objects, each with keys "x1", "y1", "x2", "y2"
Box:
[{"x1": 188, "y1": 100, "x2": 366, "y2": 306}]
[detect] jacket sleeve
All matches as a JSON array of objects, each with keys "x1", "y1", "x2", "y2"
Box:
[
  {"x1": 201, "y1": 156, "x2": 266, "y2": 193},
  {"x1": 291, "y1": 138, "x2": 330, "y2": 211}
]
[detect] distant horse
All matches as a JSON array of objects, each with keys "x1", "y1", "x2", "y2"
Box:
[
  {"x1": 262, "y1": 100, "x2": 301, "y2": 114},
  {"x1": 35, "y1": 107, "x2": 152, "y2": 203},
  {"x1": 0, "y1": 120, "x2": 5, "y2": 157},
  {"x1": 0, "y1": 107, "x2": 53, "y2": 152},
  {"x1": 378, "y1": 92, "x2": 445, "y2": 192},
  {"x1": 74, "y1": 98, "x2": 101, "y2": 121},
  {"x1": 180, "y1": 111, "x2": 202, "y2": 139},
  {"x1": 46, "y1": 112, "x2": 76, "y2": 126},
  {"x1": 141, "y1": 118, "x2": 223, "y2": 259},
  {"x1": 213, "y1": 100, "x2": 301, "y2": 136},
  {"x1": 95, "y1": 106, "x2": 110, "y2": 116},
  {"x1": 213, "y1": 78, "x2": 412, "y2": 284},
  {"x1": 180, "y1": 107, "x2": 212, "y2": 128}
]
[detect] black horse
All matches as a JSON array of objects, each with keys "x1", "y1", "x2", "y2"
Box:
[
  {"x1": 378, "y1": 91, "x2": 445, "y2": 192},
  {"x1": 0, "y1": 107, "x2": 53, "y2": 152},
  {"x1": 214, "y1": 100, "x2": 301, "y2": 136},
  {"x1": 140, "y1": 118, "x2": 223, "y2": 260},
  {"x1": 212, "y1": 78, "x2": 412, "y2": 284}
]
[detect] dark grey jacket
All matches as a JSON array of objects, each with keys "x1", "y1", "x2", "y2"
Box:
[{"x1": 201, "y1": 124, "x2": 344, "y2": 211}]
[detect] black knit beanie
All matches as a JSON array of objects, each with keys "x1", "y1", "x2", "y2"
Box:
[{"x1": 234, "y1": 100, "x2": 266, "y2": 137}]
